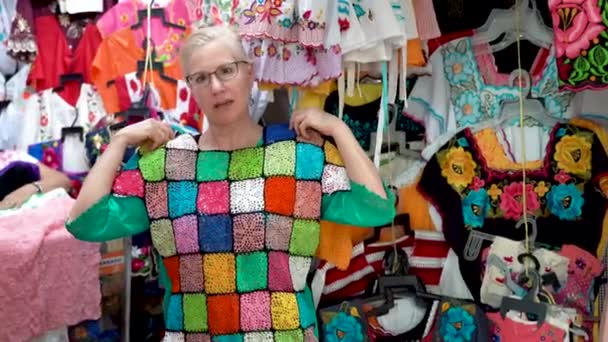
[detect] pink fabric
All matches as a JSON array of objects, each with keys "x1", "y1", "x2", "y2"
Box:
[
  {"x1": 487, "y1": 312, "x2": 566, "y2": 341},
  {"x1": 555, "y1": 244, "x2": 603, "y2": 314},
  {"x1": 412, "y1": 0, "x2": 441, "y2": 40},
  {"x1": 0, "y1": 196, "x2": 101, "y2": 342}
]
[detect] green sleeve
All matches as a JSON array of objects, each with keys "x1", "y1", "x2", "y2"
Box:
[
  {"x1": 321, "y1": 181, "x2": 395, "y2": 227},
  {"x1": 66, "y1": 194, "x2": 150, "y2": 242}
]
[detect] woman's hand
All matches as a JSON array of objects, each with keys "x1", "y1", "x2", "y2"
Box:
[
  {"x1": 289, "y1": 108, "x2": 347, "y2": 138},
  {"x1": 0, "y1": 184, "x2": 37, "y2": 209},
  {"x1": 113, "y1": 119, "x2": 175, "y2": 151}
]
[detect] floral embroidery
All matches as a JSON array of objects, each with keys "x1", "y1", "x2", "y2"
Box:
[
  {"x1": 470, "y1": 177, "x2": 485, "y2": 190},
  {"x1": 499, "y1": 183, "x2": 541, "y2": 221},
  {"x1": 439, "y1": 306, "x2": 476, "y2": 341},
  {"x1": 323, "y1": 312, "x2": 364, "y2": 342},
  {"x1": 555, "y1": 169, "x2": 572, "y2": 184},
  {"x1": 554, "y1": 134, "x2": 592, "y2": 178},
  {"x1": 546, "y1": 183, "x2": 584, "y2": 220},
  {"x1": 534, "y1": 181, "x2": 550, "y2": 197},
  {"x1": 488, "y1": 184, "x2": 503, "y2": 200},
  {"x1": 444, "y1": 52, "x2": 475, "y2": 84},
  {"x1": 242, "y1": 0, "x2": 283, "y2": 24},
  {"x1": 454, "y1": 91, "x2": 482, "y2": 125},
  {"x1": 438, "y1": 147, "x2": 478, "y2": 189},
  {"x1": 550, "y1": 0, "x2": 604, "y2": 59},
  {"x1": 462, "y1": 189, "x2": 490, "y2": 228}
]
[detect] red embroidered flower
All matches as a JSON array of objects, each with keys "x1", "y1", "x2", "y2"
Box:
[
  {"x1": 282, "y1": 47, "x2": 291, "y2": 61},
  {"x1": 180, "y1": 112, "x2": 199, "y2": 130},
  {"x1": 179, "y1": 88, "x2": 189, "y2": 102},
  {"x1": 42, "y1": 147, "x2": 60, "y2": 169},
  {"x1": 254, "y1": 46, "x2": 263, "y2": 57},
  {"x1": 499, "y1": 182, "x2": 540, "y2": 221},
  {"x1": 554, "y1": 170, "x2": 572, "y2": 184},
  {"x1": 40, "y1": 114, "x2": 48, "y2": 127},
  {"x1": 338, "y1": 18, "x2": 350, "y2": 31},
  {"x1": 470, "y1": 177, "x2": 485, "y2": 191},
  {"x1": 129, "y1": 79, "x2": 139, "y2": 92},
  {"x1": 268, "y1": 44, "x2": 277, "y2": 57},
  {"x1": 273, "y1": 0, "x2": 282, "y2": 7},
  {"x1": 305, "y1": 47, "x2": 317, "y2": 65},
  {"x1": 88, "y1": 112, "x2": 96, "y2": 123},
  {"x1": 195, "y1": 8, "x2": 203, "y2": 19}
]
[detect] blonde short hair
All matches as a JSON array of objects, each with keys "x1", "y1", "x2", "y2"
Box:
[{"x1": 179, "y1": 24, "x2": 250, "y2": 74}]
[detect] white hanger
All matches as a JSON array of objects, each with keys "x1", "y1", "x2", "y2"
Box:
[{"x1": 472, "y1": 0, "x2": 553, "y2": 52}]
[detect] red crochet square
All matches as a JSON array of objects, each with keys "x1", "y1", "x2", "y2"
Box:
[
  {"x1": 145, "y1": 181, "x2": 169, "y2": 219},
  {"x1": 112, "y1": 169, "x2": 144, "y2": 197},
  {"x1": 294, "y1": 181, "x2": 321, "y2": 219},
  {"x1": 268, "y1": 252, "x2": 293, "y2": 292},
  {"x1": 264, "y1": 176, "x2": 296, "y2": 216},
  {"x1": 207, "y1": 294, "x2": 240, "y2": 334},
  {"x1": 162, "y1": 256, "x2": 180, "y2": 293},
  {"x1": 197, "y1": 181, "x2": 230, "y2": 215},
  {"x1": 240, "y1": 291, "x2": 271, "y2": 331}
]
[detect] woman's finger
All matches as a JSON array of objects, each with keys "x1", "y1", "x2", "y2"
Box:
[{"x1": 297, "y1": 117, "x2": 311, "y2": 139}]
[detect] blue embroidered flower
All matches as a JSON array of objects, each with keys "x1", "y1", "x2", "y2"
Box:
[
  {"x1": 444, "y1": 52, "x2": 474, "y2": 84},
  {"x1": 545, "y1": 96, "x2": 567, "y2": 119},
  {"x1": 546, "y1": 183, "x2": 584, "y2": 220},
  {"x1": 324, "y1": 312, "x2": 364, "y2": 342},
  {"x1": 462, "y1": 189, "x2": 490, "y2": 228},
  {"x1": 556, "y1": 126, "x2": 568, "y2": 138},
  {"x1": 457, "y1": 137, "x2": 469, "y2": 148},
  {"x1": 439, "y1": 307, "x2": 476, "y2": 341},
  {"x1": 454, "y1": 91, "x2": 482, "y2": 125}
]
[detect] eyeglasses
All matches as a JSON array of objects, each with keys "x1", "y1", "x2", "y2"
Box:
[{"x1": 185, "y1": 61, "x2": 249, "y2": 87}]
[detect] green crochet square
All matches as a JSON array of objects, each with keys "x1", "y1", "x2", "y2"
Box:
[
  {"x1": 289, "y1": 220, "x2": 320, "y2": 257},
  {"x1": 264, "y1": 141, "x2": 296, "y2": 176},
  {"x1": 197, "y1": 151, "x2": 230, "y2": 181},
  {"x1": 139, "y1": 148, "x2": 166, "y2": 181},
  {"x1": 229, "y1": 148, "x2": 264, "y2": 180},
  {"x1": 183, "y1": 294, "x2": 207, "y2": 332},
  {"x1": 275, "y1": 330, "x2": 304, "y2": 342},
  {"x1": 236, "y1": 252, "x2": 268, "y2": 292}
]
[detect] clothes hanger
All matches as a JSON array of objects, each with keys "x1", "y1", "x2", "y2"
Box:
[
  {"x1": 464, "y1": 215, "x2": 538, "y2": 261},
  {"x1": 135, "y1": 40, "x2": 178, "y2": 84},
  {"x1": 53, "y1": 73, "x2": 84, "y2": 92},
  {"x1": 131, "y1": 7, "x2": 186, "y2": 30}
]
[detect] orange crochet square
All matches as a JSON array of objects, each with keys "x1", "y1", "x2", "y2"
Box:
[
  {"x1": 207, "y1": 294, "x2": 240, "y2": 335},
  {"x1": 203, "y1": 254, "x2": 236, "y2": 294},
  {"x1": 270, "y1": 292, "x2": 300, "y2": 330},
  {"x1": 162, "y1": 256, "x2": 180, "y2": 293},
  {"x1": 264, "y1": 176, "x2": 296, "y2": 216}
]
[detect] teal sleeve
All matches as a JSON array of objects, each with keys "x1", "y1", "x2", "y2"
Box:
[
  {"x1": 66, "y1": 194, "x2": 150, "y2": 242},
  {"x1": 321, "y1": 181, "x2": 395, "y2": 227}
]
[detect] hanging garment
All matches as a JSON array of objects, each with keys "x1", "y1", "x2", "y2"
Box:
[
  {"x1": 412, "y1": 0, "x2": 441, "y2": 40},
  {"x1": 487, "y1": 312, "x2": 567, "y2": 342},
  {"x1": 418, "y1": 123, "x2": 608, "y2": 299},
  {"x1": 422, "y1": 298, "x2": 490, "y2": 342},
  {"x1": 0, "y1": 0, "x2": 18, "y2": 76},
  {"x1": 190, "y1": 0, "x2": 244, "y2": 27},
  {"x1": 0, "y1": 64, "x2": 31, "y2": 150}
]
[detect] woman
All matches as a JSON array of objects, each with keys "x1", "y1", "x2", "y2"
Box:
[{"x1": 67, "y1": 25, "x2": 394, "y2": 341}]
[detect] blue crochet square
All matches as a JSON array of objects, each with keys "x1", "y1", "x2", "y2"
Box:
[
  {"x1": 165, "y1": 294, "x2": 184, "y2": 331},
  {"x1": 168, "y1": 181, "x2": 198, "y2": 218},
  {"x1": 297, "y1": 288, "x2": 317, "y2": 328},
  {"x1": 198, "y1": 215, "x2": 233, "y2": 252},
  {"x1": 265, "y1": 123, "x2": 296, "y2": 144},
  {"x1": 295, "y1": 143, "x2": 324, "y2": 180},
  {"x1": 213, "y1": 334, "x2": 243, "y2": 342}
]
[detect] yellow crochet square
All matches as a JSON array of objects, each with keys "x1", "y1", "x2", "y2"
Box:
[
  {"x1": 203, "y1": 254, "x2": 236, "y2": 294},
  {"x1": 270, "y1": 292, "x2": 300, "y2": 330},
  {"x1": 324, "y1": 142, "x2": 344, "y2": 166}
]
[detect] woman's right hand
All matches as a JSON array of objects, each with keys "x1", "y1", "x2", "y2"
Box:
[{"x1": 113, "y1": 119, "x2": 175, "y2": 151}]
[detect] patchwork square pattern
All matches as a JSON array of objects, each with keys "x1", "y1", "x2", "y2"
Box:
[
  {"x1": 163, "y1": 256, "x2": 181, "y2": 293},
  {"x1": 264, "y1": 176, "x2": 296, "y2": 216},
  {"x1": 295, "y1": 143, "x2": 324, "y2": 180},
  {"x1": 183, "y1": 294, "x2": 207, "y2": 332},
  {"x1": 150, "y1": 219, "x2": 176, "y2": 257},
  {"x1": 321, "y1": 164, "x2": 350, "y2": 194},
  {"x1": 197, "y1": 181, "x2": 230, "y2": 215},
  {"x1": 275, "y1": 330, "x2": 304, "y2": 341},
  {"x1": 289, "y1": 220, "x2": 321, "y2": 256},
  {"x1": 167, "y1": 134, "x2": 198, "y2": 150},
  {"x1": 265, "y1": 123, "x2": 296, "y2": 144},
  {"x1": 268, "y1": 252, "x2": 293, "y2": 291},
  {"x1": 244, "y1": 332, "x2": 273, "y2": 341},
  {"x1": 290, "y1": 256, "x2": 312, "y2": 291},
  {"x1": 180, "y1": 254, "x2": 204, "y2": 292},
  {"x1": 139, "y1": 148, "x2": 166, "y2": 181},
  {"x1": 240, "y1": 292, "x2": 271, "y2": 331},
  {"x1": 266, "y1": 215, "x2": 293, "y2": 251},
  {"x1": 113, "y1": 170, "x2": 144, "y2": 197},
  {"x1": 145, "y1": 182, "x2": 169, "y2": 219},
  {"x1": 271, "y1": 292, "x2": 300, "y2": 330},
  {"x1": 214, "y1": 334, "x2": 243, "y2": 342},
  {"x1": 323, "y1": 141, "x2": 344, "y2": 166},
  {"x1": 236, "y1": 252, "x2": 268, "y2": 292},
  {"x1": 168, "y1": 181, "x2": 198, "y2": 217},
  {"x1": 198, "y1": 215, "x2": 232, "y2": 252},
  {"x1": 203, "y1": 254, "x2": 236, "y2": 294},
  {"x1": 207, "y1": 294, "x2": 240, "y2": 334},
  {"x1": 186, "y1": 333, "x2": 211, "y2": 342},
  {"x1": 264, "y1": 141, "x2": 296, "y2": 176},
  {"x1": 173, "y1": 215, "x2": 199, "y2": 253},
  {"x1": 164, "y1": 332, "x2": 185, "y2": 341},
  {"x1": 297, "y1": 290, "x2": 316, "y2": 328},
  {"x1": 166, "y1": 149, "x2": 197, "y2": 180},
  {"x1": 196, "y1": 151, "x2": 230, "y2": 181},
  {"x1": 229, "y1": 148, "x2": 264, "y2": 180},
  {"x1": 294, "y1": 181, "x2": 321, "y2": 219},
  {"x1": 166, "y1": 294, "x2": 184, "y2": 331},
  {"x1": 230, "y1": 179, "x2": 265, "y2": 214},
  {"x1": 233, "y1": 213, "x2": 265, "y2": 253}
]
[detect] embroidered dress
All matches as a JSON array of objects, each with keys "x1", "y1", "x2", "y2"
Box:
[
  {"x1": 418, "y1": 123, "x2": 608, "y2": 298},
  {"x1": 67, "y1": 124, "x2": 396, "y2": 341}
]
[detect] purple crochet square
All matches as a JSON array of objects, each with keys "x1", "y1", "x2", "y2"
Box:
[
  {"x1": 145, "y1": 181, "x2": 169, "y2": 219},
  {"x1": 268, "y1": 251, "x2": 293, "y2": 291},
  {"x1": 233, "y1": 213, "x2": 265, "y2": 253},
  {"x1": 173, "y1": 215, "x2": 200, "y2": 253}
]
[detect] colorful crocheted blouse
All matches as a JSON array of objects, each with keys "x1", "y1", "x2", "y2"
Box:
[
  {"x1": 67, "y1": 124, "x2": 395, "y2": 341},
  {"x1": 418, "y1": 123, "x2": 608, "y2": 299}
]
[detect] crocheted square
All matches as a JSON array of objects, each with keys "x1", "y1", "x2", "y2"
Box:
[
  {"x1": 197, "y1": 181, "x2": 230, "y2": 215},
  {"x1": 166, "y1": 149, "x2": 198, "y2": 180},
  {"x1": 233, "y1": 213, "x2": 265, "y2": 253},
  {"x1": 150, "y1": 219, "x2": 177, "y2": 257},
  {"x1": 321, "y1": 164, "x2": 350, "y2": 194},
  {"x1": 139, "y1": 148, "x2": 166, "y2": 181},
  {"x1": 179, "y1": 254, "x2": 204, "y2": 292},
  {"x1": 163, "y1": 256, "x2": 181, "y2": 293},
  {"x1": 166, "y1": 294, "x2": 184, "y2": 331},
  {"x1": 236, "y1": 252, "x2": 268, "y2": 292},
  {"x1": 203, "y1": 253, "x2": 236, "y2": 294},
  {"x1": 294, "y1": 181, "x2": 321, "y2": 219},
  {"x1": 264, "y1": 176, "x2": 296, "y2": 216},
  {"x1": 213, "y1": 334, "x2": 243, "y2": 342},
  {"x1": 228, "y1": 147, "x2": 264, "y2": 181},
  {"x1": 266, "y1": 215, "x2": 293, "y2": 251},
  {"x1": 164, "y1": 332, "x2": 185, "y2": 341},
  {"x1": 167, "y1": 134, "x2": 199, "y2": 151},
  {"x1": 113, "y1": 170, "x2": 144, "y2": 197},
  {"x1": 174, "y1": 215, "x2": 200, "y2": 254},
  {"x1": 198, "y1": 215, "x2": 233, "y2": 252},
  {"x1": 297, "y1": 290, "x2": 316, "y2": 328},
  {"x1": 244, "y1": 332, "x2": 273, "y2": 342},
  {"x1": 289, "y1": 256, "x2": 312, "y2": 291},
  {"x1": 268, "y1": 252, "x2": 293, "y2": 292},
  {"x1": 183, "y1": 293, "x2": 208, "y2": 332},
  {"x1": 207, "y1": 294, "x2": 240, "y2": 334},
  {"x1": 145, "y1": 182, "x2": 169, "y2": 219},
  {"x1": 264, "y1": 141, "x2": 296, "y2": 176},
  {"x1": 295, "y1": 143, "x2": 324, "y2": 180},
  {"x1": 271, "y1": 292, "x2": 300, "y2": 330},
  {"x1": 168, "y1": 181, "x2": 198, "y2": 217},
  {"x1": 274, "y1": 330, "x2": 304, "y2": 341},
  {"x1": 197, "y1": 151, "x2": 230, "y2": 182},
  {"x1": 265, "y1": 124, "x2": 296, "y2": 144},
  {"x1": 230, "y1": 178, "x2": 265, "y2": 214},
  {"x1": 240, "y1": 291, "x2": 271, "y2": 331},
  {"x1": 324, "y1": 141, "x2": 344, "y2": 166},
  {"x1": 186, "y1": 333, "x2": 211, "y2": 342},
  {"x1": 289, "y1": 220, "x2": 321, "y2": 256}
]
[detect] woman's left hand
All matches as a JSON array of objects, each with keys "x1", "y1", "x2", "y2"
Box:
[
  {"x1": 289, "y1": 108, "x2": 346, "y2": 138},
  {"x1": 0, "y1": 184, "x2": 37, "y2": 210}
]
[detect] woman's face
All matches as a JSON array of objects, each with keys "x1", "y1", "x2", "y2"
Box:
[{"x1": 185, "y1": 40, "x2": 254, "y2": 126}]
